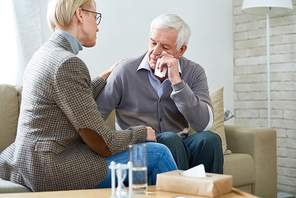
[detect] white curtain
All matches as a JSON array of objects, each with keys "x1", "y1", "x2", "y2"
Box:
[{"x1": 0, "y1": 0, "x2": 42, "y2": 85}]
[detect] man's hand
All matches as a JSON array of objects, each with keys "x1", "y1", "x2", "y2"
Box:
[
  {"x1": 146, "y1": 127, "x2": 157, "y2": 142},
  {"x1": 156, "y1": 53, "x2": 181, "y2": 85}
]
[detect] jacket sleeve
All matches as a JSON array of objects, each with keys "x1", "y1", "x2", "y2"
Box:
[
  {"x1": 91, "y1": 76, "x2": 107, "y2": 99},
  {"x1": 53, "y1": 56, "x2": 147, "y2": 155}
]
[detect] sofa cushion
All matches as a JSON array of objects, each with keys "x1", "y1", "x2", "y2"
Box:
[
  {"x1": 0, "y1": 178, "x2": 31, "y2": 193},
  {"x1": 223, "y1": 153, "x2": 256, "y2": 187},
  {"x1": 0, "y1": 84, "x2": 19, "y2": 153}
]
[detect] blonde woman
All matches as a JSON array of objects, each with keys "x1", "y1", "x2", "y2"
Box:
[{"x1": 0, "y1": 0, "x2": 177, "y2": 192}]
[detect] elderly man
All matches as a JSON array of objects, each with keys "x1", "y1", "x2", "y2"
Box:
[{"x1": 96, "y1": 14, "x2": 223, "y2": 173}]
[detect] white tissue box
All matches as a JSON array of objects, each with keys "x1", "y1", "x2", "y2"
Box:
[{"x1": 156, "y1": 170, "x2": 233, "y2": 197}]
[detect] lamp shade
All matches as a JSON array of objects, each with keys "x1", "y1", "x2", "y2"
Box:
[{"x1": 242, "y1": 0, "x2": 293, "y2": 15}]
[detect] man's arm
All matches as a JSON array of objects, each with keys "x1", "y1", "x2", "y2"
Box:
[
  {"x1": 91, "y1": 59, "x2": 127, "y2": 100},
  {"x1": 156, "y1": 51, "x2": 213, "y2": 132},
  {"x1": 95, "y1": 62, "x2": 124, "y2": 121},
  {"x1": 156, "y1": 54, "x2": 212, "y2": 132},
  {"x1": 170, "y1": 67, "x2": 213, "y2": 132}
]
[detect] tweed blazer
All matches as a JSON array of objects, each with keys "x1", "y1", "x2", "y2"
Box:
[{"x1": 0, "y1": 33, "x2": 147, "y2": 192}]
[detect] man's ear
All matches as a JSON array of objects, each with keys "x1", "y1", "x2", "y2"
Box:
[{"x1": 178, "y1": 44, "x2": 188, "y2": 58}]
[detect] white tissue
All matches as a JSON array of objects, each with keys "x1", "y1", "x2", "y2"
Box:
[
  {"x1": 180, "y1": 164, "x2": 206, "y2": 178},
  {"x1": 155, "y1": 51, "x2": 167, "y2": 78}
]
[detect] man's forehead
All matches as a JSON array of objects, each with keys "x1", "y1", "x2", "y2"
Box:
[{"x1": 150, "y1": 37, "x2": 172, "y2": 47}]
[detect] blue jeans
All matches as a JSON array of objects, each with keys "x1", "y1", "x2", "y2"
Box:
[
  {"x1": 156, "y1": 131, "x2": 223, "y2": 173},
  {"x1": 95, "y1": 142, "x2": 177, "y2": 188}
]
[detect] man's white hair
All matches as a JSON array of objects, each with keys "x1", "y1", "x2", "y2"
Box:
[{"x1": 150, "y1": 14, "x2": 191, "y2": 51}]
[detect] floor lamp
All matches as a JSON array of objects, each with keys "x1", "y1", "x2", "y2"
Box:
[{"x1": 241, "y1": 0, "x2": 293, "y2": 128}]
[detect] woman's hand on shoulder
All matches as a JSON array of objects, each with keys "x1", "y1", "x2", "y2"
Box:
[{"x1": 100, "y1": 58, "x2": 128, "y2": 81}]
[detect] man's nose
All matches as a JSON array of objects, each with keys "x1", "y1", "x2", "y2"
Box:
[{"x1": 153, "y1": 45, "x2": 162, "y2": 56}]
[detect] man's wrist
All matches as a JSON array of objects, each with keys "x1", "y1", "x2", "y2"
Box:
[
  {"x1": 171, "y1": 80, "x2": 185, "y2": 91},
  {"x1": 170, "y1": 77, "x2": 182, "y2": 85}
]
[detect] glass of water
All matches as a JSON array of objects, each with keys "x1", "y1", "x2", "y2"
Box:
[{"x1": 128, "y1": 144, "x2": 147, "y2": 194}]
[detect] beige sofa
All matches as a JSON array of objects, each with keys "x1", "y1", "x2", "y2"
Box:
[{"x1": 0, "y1": 84, "x2": 277, "y2": 198}]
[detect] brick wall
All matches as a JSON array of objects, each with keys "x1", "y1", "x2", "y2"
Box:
[{"x1": 233, "y1": 0, "x2": 296, "y2": 196}]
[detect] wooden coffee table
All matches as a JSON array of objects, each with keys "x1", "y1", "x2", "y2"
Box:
[{"x1": 0, "y1": 185, "x2": 259, "y2": 198}]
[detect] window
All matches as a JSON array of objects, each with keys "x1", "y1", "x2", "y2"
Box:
[
  {"x1": 0, "y1": 0, "x2": 42, "y2": 85},
  {"x1": 0, "y1": 1, "x2": 18, "y2": 85}
]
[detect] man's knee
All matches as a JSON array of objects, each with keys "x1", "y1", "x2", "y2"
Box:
[
  {"x1": 156, "y1": 132, "x2": 182, "y2": 144},
  {"x1": 186, "y1": 131, "x2": 222, "y2": 151},
  {"x1": 193, "y1": 131, "x2": 221, "y2": 143},
  {"x1": 204, "y1": 131, "x2": 222, "y2": 145}
]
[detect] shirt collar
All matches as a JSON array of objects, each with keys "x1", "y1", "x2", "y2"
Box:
[
  {"x1": 55, "y1": 29, "x2": 83, "y2": 55},
  {"x1": 137, "y1": 53, "x2": 182, "y2": 76}
]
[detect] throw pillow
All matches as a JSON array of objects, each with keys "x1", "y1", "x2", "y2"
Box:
[
  {"x1": 188, "y1": 87, "x2": 231, "y2": 155},
  {"x1": 209, "y1": 87, "x2": 231, "y2": 155}
]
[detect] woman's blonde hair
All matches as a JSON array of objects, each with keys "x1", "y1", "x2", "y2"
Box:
[{"x1": 47, "y1": 0, "x2": 96, "y2": 31}]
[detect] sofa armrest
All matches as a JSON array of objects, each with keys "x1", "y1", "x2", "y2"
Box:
[
  {"x1": 225, "y1": 125, "x2": 276, "y2": 155},
  {"x1": 224, "y1": 125, "x2": 277, "y2": 197}
]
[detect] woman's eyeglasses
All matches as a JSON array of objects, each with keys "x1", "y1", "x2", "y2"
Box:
[{"x1": 81, "y1": 9, "x2": 102, "y2": 26}]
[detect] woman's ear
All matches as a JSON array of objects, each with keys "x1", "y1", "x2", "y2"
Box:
[{"x1": 75, "y1": 7, "x2": 84, "y2": 24}]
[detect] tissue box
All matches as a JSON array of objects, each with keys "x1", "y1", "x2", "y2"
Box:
[{"x1": 156, "y1": 170, "x2": 233, "y2": 197}]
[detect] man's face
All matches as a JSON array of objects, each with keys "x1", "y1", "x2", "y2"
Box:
[{"x1": 148, "y1": 28, "x2": 182, "y2": 70}]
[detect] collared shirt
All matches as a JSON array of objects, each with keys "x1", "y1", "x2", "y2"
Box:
[
  {"x1": 55, "y1": 29, "x2": 83, "y2": 55},
  {"x1": 137, "y1": 53, "x2": 182, "y2": 98}
]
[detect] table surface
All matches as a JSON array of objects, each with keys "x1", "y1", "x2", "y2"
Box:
[{"x1": 1, "y1": 186, "x2": 259, "y2": 198}]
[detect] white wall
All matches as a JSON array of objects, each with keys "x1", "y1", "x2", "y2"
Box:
[{"x1": 39, "y1": 0, "x2": 234, "y2": 118}]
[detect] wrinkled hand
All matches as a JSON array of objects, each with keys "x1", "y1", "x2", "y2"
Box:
[
  {"x1": 110, "y1": 58, "x2": 128, "y2": 73},
  {"x1": 157, "y1": 53, "x2": 181, "y2": 84},
  {"x1": 146, "y1": 127, "x2": 157, "y2": 142},
  {"x1": 100, "y1": 58, "x2": 128, "y2": 81}
]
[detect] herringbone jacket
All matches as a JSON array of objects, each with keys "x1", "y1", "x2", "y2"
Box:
[{"x1": 0, "y1": 33, "x2": 147, "y2": 192}]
